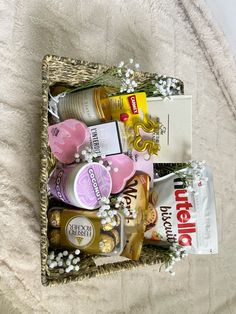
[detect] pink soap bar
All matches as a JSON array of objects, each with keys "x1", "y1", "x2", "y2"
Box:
[
  {"x1": 103, "y1": 154, "x2": 136, "y2": 194},
  {"x1": 48, "y1": 119, "x2": 90, "y2": 164}
]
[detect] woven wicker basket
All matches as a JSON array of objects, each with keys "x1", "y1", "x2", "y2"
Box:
[{"x1": 41, "y1": 55, "x2": 184, "y2": 286}]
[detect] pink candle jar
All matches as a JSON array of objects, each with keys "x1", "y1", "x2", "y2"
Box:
[{"x1": 48, "y1": 162, "x2": 112, "y2": 209}]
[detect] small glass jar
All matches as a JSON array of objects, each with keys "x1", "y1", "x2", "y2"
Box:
[{"x1": 58, "y1": 87, "x2": 112, "y2": 126}]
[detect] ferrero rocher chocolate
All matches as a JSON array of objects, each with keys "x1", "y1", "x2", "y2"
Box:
[
  {"x1": 102, "y1": 215, "x2": 121, "y2": 231},
  {"x1": 49, "y1": 229, "x2": 61, "y2": 247},
  {"x1": 99, "y1": 234, "x2": 115, "y2": 253},
  {"x1": 102, "y1": 222, "x2": 114, "y2": 232},
  {"x1": 48, "y1": 209, "x2": 61, "y2": 228},
  {"x1": 110, "y1": 229, "x2": 120, "y2": 246}
]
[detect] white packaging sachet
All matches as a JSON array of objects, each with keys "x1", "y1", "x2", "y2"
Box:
[{"x1": 145, "y1": 163, "x2": 218, "y2": 254}]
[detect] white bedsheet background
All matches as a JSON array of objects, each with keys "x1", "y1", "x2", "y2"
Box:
[{"x1": 0, "y1": 0, "x2": 236, "y2": 313}]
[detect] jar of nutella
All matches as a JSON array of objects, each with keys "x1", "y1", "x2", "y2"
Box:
[{"x1": 58, "y1": 87, "x2": 112, "y2": 126}]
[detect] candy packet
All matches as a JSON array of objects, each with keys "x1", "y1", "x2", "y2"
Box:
[
  {"x1": 144, "y1": 163, "x2": 218, "y2": 254},
  {"x1": 121, "y1": 173, "x2": 149, "y2": 260},
  {"x1": 48, "y1": 208, "x2": 125, "y2": 256}
]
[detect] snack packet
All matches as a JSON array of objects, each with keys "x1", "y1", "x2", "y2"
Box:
[
  {"x1": 48, "y1": 208, "x2": 124, "y2": 256},
  {"x1": 121, "y1": 173, "x2": 149, "y2": 260},
  {"x1": 144, "y1": 164, "x2": 218, "y2": 254}
]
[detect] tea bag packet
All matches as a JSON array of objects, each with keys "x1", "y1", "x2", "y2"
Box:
[
  {"x1": 48, "y1": 208, "x2": 125, "y2": 256},
  {"x1": 120, "y1": 173, "x2": 150, "y2": 260},
  {"x1": 144, "y1": 163, "x2": 218, "y2": 254}
]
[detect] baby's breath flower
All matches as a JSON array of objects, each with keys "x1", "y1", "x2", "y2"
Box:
[
  {"x1": 117, "y1": 196, "x2": 123, "y2": 202},
  {"x1": 118, "y1": 61, "x2": 124, "y2": 68},
  {"x1": 48, "y1": 250, "x2": 80, "y2": 274}
]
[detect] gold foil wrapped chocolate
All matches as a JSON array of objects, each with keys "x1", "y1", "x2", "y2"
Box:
[
  {"x1": 99, "y1": 234, "x2": 116, "y2": 253},
  {"x1": 110, "y1": 229, "x2": 120, "y2": 246},
  {"x1": 102, "y1": 215, "x2": 121, "y2": 231},
  {"x1": 48, "y1": 209, "x2": 61, "y2": 228},
  {"x1": 49, "y1": 229, "x2": 61, "y2": 247}
]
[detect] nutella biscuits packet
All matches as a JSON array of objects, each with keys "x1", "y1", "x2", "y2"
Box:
[
  {"x1": 121, "y1": 173, "x2": 149, "y2": 260},
  {"x1": 145, "y1": 164, "x2": 218, "y2": 254},
  {"x1": 48, "y1": 208, "x2": 125, "y2": 256}
]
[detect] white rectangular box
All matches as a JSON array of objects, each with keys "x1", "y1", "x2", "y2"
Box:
[
  {"x1": 89, "y1": 121, "x2": 128, "y2": 156},
  {"x1": 147, "y1": 95, "x2": 192, "y2": 163}
]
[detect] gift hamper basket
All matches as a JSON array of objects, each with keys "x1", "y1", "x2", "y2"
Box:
[{"x1": 41, "y1": 55, "x2": 217, "y2": 286}]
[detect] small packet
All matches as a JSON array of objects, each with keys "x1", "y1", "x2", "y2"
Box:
[
  {"x1": 144, "y1": 164, "x2": 218, "y2": 254},
  {"x1": 121, "y1": 173, "x2": 149, "y2": 260},
  {"x1": 48, "y1": 208, "x2": 125, "y2": 256}
]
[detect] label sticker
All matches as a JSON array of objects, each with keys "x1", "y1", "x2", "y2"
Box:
[{"x1": 66, "y1": 216, "x2": 95, "y2": 248}]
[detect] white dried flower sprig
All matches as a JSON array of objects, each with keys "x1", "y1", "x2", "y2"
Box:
[
  {"x1": 150, "y1": 76, "x2": 182, "y2": 97},
  {"x1": 47, "y1": 249, "x2": 81, "y2": 274},
  {"x1": 98, "y1": 157, "x2": 119, "y2": 173},
  {"x1": 97, "y1": 195, "x2": 137, "y2": 229},
  {"x1": 117, "y1": 59, "x2": 139, "y2": 94},
  {"x1": 175, "y1": 160, "x2": 208, "y2": 194},
  {"x1": 75, "y1": 147, "x2": 98, "y2": 163},
  {"x1": 97, "y1": 196, "x2": 119, "y2": 227},
  {"x1": 164, "y1": 244, "x2": 187, "y2": 276},
  {"x1": 74, "y1": 149, "x2": 120, "y2": 176}
]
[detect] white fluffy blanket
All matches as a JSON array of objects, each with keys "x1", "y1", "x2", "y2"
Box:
[{"x1": 0, "y1": 0, "x2": 236, "y2": 313}]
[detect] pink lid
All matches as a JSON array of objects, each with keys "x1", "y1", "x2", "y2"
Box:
[
  {"x1": 48, "y1": 119, "x2": 90, "y2": 164},
  {"x1": 103, "y1": 154, "x2": 136, "y2": 194},
  {"x1": 74, "y1": 162, "x2": 112, "y2": 209}
]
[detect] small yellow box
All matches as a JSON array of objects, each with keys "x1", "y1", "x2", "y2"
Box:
[{"x1": 108, "y1": 92, "x2": 148, "y2": 126}]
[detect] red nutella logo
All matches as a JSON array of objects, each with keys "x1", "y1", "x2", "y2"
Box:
[
  {"x1": 174, "y1": 178, "x2": 196, "y2": 247},
  {"x1": 128, "y1": 95, "x2": 139, "y2": 114},
  {"x1": 160, "y1": 178, "x2": 196, "y2": 248}
]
